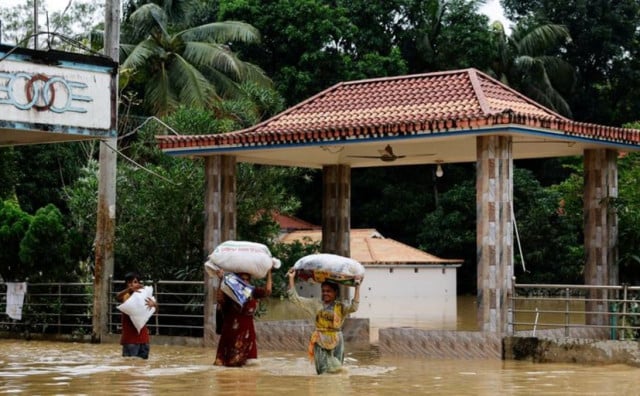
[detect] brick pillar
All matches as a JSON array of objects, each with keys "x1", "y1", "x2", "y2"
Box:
[
  {"x1": 321, "y1": 164, "x2": 351, "y2": 257},
  {"x1": 203, "y1": 155, "x2": 236, "y2": 347},
  {"x1": 584, "y1": 149, "x2": 618, "y2": 326},
  {"x1": 476, "y1": 136, "x2": 513, "y2": 334}
]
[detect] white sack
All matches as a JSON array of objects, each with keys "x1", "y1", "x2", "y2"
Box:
[
  {"x1": 205, "y1": 240, "x2": 281, "y2": 279},
  {"x1": 293, "y1": 253, "x2": 365, "y2": 286},
  {"x1": 117, "y1": 286, "x2": 156, "y2": 333}
]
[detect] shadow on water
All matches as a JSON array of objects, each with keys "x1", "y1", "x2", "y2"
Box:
[{"x1": 3, "y1": 335, "x2": 640, "y2": 395}]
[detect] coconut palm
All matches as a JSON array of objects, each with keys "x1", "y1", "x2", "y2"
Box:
[
  {"x1": 120, "y1": 2, "x2": 271, "y2": 116},
  {"x1": 488, "y1": 21, "x2": 574, "y2": 117}
]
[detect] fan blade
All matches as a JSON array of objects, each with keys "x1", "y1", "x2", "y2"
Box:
[{"x1": 380, "y1": 144, "x2": 394, "y2": 156}]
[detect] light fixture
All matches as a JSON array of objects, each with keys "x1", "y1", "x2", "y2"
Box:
[{"x1": 435, "y1": 160, "x2": 444, "y2": 178}]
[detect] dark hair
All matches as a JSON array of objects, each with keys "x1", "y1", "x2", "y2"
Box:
[
  {"x1": 124, "y1": 271, "x2": 141, "y2": 285},
  {"x1": 321, "y1": 281, "x2": 339, "y2": 295}
]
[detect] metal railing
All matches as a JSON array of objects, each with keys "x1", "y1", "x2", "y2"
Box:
[
  {"x1": 108, "y1": 279, "x2": 205, "y2": 337},
  {"x1": 0, "y1": 282, "x2": 94, "y2": 336},
  {"x1": 1, "y1": 279, "x2": 205, "y2": 338},
  {"x1": 4, "y1": 280, "x2": 640, "y2": 340},
  {"x1": 510, "y1": 282, "x2": 640, "y2": 340}
]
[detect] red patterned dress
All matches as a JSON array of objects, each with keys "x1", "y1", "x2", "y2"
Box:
[{"x1": 214, "y1": 286, "x2": 269, "y2": 366}]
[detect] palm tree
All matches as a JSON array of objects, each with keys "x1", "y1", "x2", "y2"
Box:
[
  {"x1": 488, "y1": 21, "x2": 574, "y2": 117},
  {"x1": 120, "y1": 2, "x2": 271, "y2": 116}
]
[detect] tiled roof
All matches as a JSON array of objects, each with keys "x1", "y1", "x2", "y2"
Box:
[
  {"x1": 157, "y1": 68, "x2": 640, "y2": 153},
  {"x1": 279, "y1": 228, "x2": 463, "y2": 265},
  {"x1": 272, "y1": 212, "x2": 320, "y2": 231}
]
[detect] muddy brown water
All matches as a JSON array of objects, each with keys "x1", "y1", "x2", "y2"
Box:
[
  {"x1": 2, "y1": 339, "x2": 640, "y2": 395},
  {"x1": 3, "y1": 296, "x2": 639, "y2": 395}
]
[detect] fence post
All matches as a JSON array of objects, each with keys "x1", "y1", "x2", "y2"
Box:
[
  {"x1": 508, "y1": 276, "x2": 516, "y2": 335},
  {"x1": 621, "y1": 284, "x2": 628, "y2": 340},
  {"x1": 108, "y1": 275, "x2": 113, "y2": 334},
  {"x1": 154, "y1": 280, "x2": 160, "y2": 336},
  {"x1": 57, "y1": 283, "x2": 62, "y2": 334},
  {"x1": 564, "y1": 287, "x2": 570, "y2": 338}
]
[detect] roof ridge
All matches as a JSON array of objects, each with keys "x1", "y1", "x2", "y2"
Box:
[
  {"x1": 363, "y1": 237, "x2": 379, "y2": 262},
  {"x1": 340, "y1": 68, "x2": 474, "y2": 86},
  {"x1": 471, "y1": 69, "x2": 570, "y2": 121},
  {"x1": 468, "y1": 69, "x2": 493, "y2": 115}
]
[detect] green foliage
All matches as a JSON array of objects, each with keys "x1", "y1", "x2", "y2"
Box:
[
  {"x1": 400, "y1": 0, "x2": 494, "y2": 73},
  {"x1": 115, "y1": 158, "x2": 205, "y2": 280},
  {"x1": 19, "y1": 204, "x2": 76, "y2": 282},
  {"x1": 512, "y1": 168, "x2": 583, "y2": 284},
  {"x1": 417, "y1": 165, "x2": 588, "y2": 293},
  {"x1": 0, "y1": 200, "x2": 84, "y2": 282},
  {"x1": 352, "y1": 165, "x2": 438, "y2": 245},
  {"x1": 0, "y1": 200, "x2": 32, "y2": 281},
  {"x1": 417, "y1": 178, "x2": 477, "y2": 293},
  {"x1": 218, "y1": 0, "x2": 408, "y2": 105},
  {"x1": 487, "y1": 21, "x2": 574, "y2": 116},
  {"x1": 614, "y1": 151, "x2": 640, "y2": 284},
  {"x1": 0, "y1": 148, "x2": 20, "y2": 200}
]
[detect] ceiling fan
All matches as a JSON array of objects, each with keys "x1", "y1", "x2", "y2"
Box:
[{"x1": 348, "y1": 144, "x2": 434, "y2": 162}]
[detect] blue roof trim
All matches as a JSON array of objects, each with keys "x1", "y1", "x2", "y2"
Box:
[
  {"x1": 0, "y1": 120, "x2": 115, "y2": 138},
  {"x1": 160, "y1": 125, "x2": 637, "y2": 157}
]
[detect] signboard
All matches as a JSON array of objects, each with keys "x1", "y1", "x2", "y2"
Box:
[{"x1": 0, "y1": 44, "x2": 118, "y2": 146}]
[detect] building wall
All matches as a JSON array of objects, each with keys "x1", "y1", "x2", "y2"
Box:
[{"x1": 296, "y1": 264, "x2": 459, "y2": 341}]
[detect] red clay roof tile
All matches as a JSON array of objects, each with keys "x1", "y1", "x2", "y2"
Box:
[
  {"x1": 280, "y1": 228, "x2": 463, "y2": 265},
  {"x1": 157, "y1": 68, "x2": 640, "y2": 153}
]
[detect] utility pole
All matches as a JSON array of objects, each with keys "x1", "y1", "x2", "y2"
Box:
[
  {"x1": 92, "y1": 0, "x2": 120, "y2": 343},
  {"x1": 33, "y1": 0, "x2": 38, "y2": 49}
]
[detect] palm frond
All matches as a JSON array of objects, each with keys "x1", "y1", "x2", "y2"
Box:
[
  {"x1": 182, "y1": 41, "x2": 244, "y2": 80},
  {"x1": 121, "y1": 39, "x2": 162, "y2": 70},
  {"x1": 169, "y1": 54, "x2": 219, "y2": 109},
  {"x1": 518, "y1": 24, "x2": 570, "y2": 56},
  {"x1": 145, "y1": 64, "x2": 179, "y2": 116},
  {"x1": 205, "y1": 67, "x2": 243, "y2": 99},
  {"x1": 128, "y1": 3, "x2": 170, "y2": 41},
  {"x1": 178, "y1": 21, "x2": 261, "y2": 44},
  {"x1": 242, "y1": 62, "x2": 273, "y2": 88}
]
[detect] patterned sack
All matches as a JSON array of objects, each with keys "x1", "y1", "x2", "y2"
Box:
[
  {"x1": 293, "y1": 253, "x2": 365, "y2": 286},
  {"x1": 220, "y1": 272, "x2": 255, "y2": 307}
]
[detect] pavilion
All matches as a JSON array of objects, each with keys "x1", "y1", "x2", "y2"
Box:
[{"x1": 157, "y1": 68, "x2": 640, "y2": 346}]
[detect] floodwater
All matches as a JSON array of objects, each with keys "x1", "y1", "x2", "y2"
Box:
[
  {"x1": 261, "y1": 294, "x2": 479, "y2": 343},
  {"x1": 2, "y1": 339, "x2": 640, "y2": 395}
]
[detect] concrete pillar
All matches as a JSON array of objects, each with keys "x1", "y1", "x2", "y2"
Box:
[
  {"x1": 203, "y1": 155, "x2": 236, "y2": 347},
  {"x1": 321, "y1": 164, "x2": 351, "y2": 257},
  {"x1": 476, "y1": 136, "x2": 514, "y2": 334},
  {"x1": 584, "y1": 149, "x2": 618, "y2": 326}
]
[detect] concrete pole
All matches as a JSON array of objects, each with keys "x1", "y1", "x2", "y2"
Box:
[
  {"x1": 584, "y1": 148, "x2": 618, "y2": 327},
  {"x1": 33, "y1": 0, "x2": 38, "y2": 49},
  {"x1": 203, "y1": 156, "x2": 236, "y2": 347},
  {"x1": 321, "y1": 164, "x2": 351, "y2": 299},
  {"x1": 476, "y1": 135, "x2": 514, "y2": 334},
  {"x1": 92, "y1": 0, "x2": 120, "y2": 343}
]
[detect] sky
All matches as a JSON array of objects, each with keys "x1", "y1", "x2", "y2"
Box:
[
  {"x1": 3, "y1": 0, "x2": 74, "y2": 12},
  {"x1": 480, "y1": 0, "x2": 512, "y2": 30}
]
